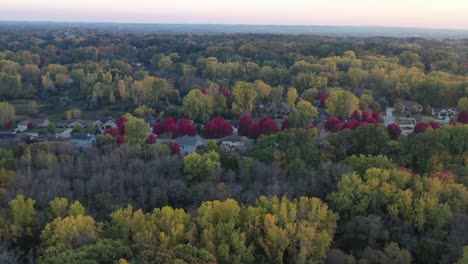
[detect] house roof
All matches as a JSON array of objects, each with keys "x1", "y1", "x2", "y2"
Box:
[
  {"x1": 71, "y1": 133, "x2": 95, "y2": 140},
  {"x1": 175, "y1": 135, "x2": 206, "y2": 146},
  {"x1": 61, "y1": 119, "x2": 89, "y2": 127},
  {"x1": 18, "y1": 118, "x2": 49, "y2": 126}
]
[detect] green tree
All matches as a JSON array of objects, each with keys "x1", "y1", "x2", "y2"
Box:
[
  {"x1": 183, "y1": 89, "x2": 215, "y2": 122},
  {"x1": 289, "y1": 100, "x2": 318, "y2": 128},
  {"x1": 8, "y1": 195, "x2": 36, "y2": 239},
  {"x1": 0, "y1": 102, "x2": 16, "y2": 126},
  {"x1": 197, "y1": 199, "x2": 254, "y2": 264},
  {"x1": 183, "y1": 151, "x2": 221, "y2": 183},
  {"x1": 458, "y1": 97, "x2": 468, "y2": 111},
  {"x1": 124, "y1": 115, "x2": 149, "y2": 145}
]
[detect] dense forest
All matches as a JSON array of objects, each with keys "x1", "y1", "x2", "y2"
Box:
[{"x1": 0, "y1": 25, "x2": 467, "y2": 263}]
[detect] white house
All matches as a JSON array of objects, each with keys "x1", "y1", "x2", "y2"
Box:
[
  {"x1": 432, "y1": 107, "x2": 457, "y2": 120},
  {"x1": 93, "y1": 117, "x2": 118, "y2": 131}
]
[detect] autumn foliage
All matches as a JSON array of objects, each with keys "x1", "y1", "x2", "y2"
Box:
[
  {"x1": 457, "y1": 110, "x2": 468, "y2": 124},
  {"x1": 153, "y1": 117, "x2": 196, "y2": 138},
  {"x1": 325, "y1": 117, "x2": 341, "y2": 132},
  {"x1": 204, "y1": 116, "x2": 233, "y2": 139},
  {"x1": 387, "y1": 123, "x2": 402, "y2": 139},
  {"x1": 238, "y1": 114, "x2": 254, "y2": 136}
]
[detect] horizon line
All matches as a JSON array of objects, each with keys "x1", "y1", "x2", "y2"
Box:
[{"x1": 2, "y1": 20, "x2": 468, "y2": 32}]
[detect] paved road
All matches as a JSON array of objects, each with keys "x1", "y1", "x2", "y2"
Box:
[{"x1": 384, "y1": 107, "x2": 395, "y2": 125}]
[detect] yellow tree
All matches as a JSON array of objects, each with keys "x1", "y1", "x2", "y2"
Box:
[
  {"x1": 232, "y1": 81, "x2": 258, "y2": 116},
  {"x1": 183, "y1": 89, "x2": 215, "y2": 122},
  {"x1": 286, "y1": 88, "x2": 298, "y2": 108},
  {"x1": 0, "y1": 102, "x2": 15, "y2": 126},
  {"x1": 289, "y1": 100, "x2": 318, "y2": 128},
  {"x1": 325, "y1": 88, "x2": 359, "y2": 117}
]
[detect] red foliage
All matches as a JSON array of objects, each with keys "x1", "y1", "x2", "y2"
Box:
[
  {"x1": 153, "y1": 122, "x2": 163, "y2": 135},
  {"x1": 204, "y1": 116, "x2": 233, "y2": 139},
  {"x1": 351, "y1": 110, "x2": 361, "y2": 121},
  {"x1": 429, "y1": 121, "x2": 441, "y2": 129},
  {"x1": 104, "y1": 127, "x2": 120, "y2": 137},
  {"x1": 361, "y1": 111, "x2": 369, "y2": 122},
  {"x1": 325, "y1": 117, "x2": 341, "y2": 132},
  {"x1": 118, "y1": 116, "x2": 127, "y2": 134},
  {"x1": 458, "y1": 110, "x2": 468, "y2": 124},
  {"x1": 27, "y1": 123, "x2": 34, "y2": 130},
  {"x1": 259, "y1": 116, "x2": 280, "y2": 135},
  {"x1": 171, "y1": 143, "x2": 181, "y2": 156},
  {"x1": 4, "y1": 121, "x2": 13, "y2": 129},
  {"x1": 163, "y1": 117, "x2": 177, "y2": 137},
  {"x1": 413, "y1": 122, "x2": 430, "y2": 133},
  {"x1": 219, "y1": 87, "x2": 232, "y2": 99},
  {"x1": 200, "y1": 88, "x2": 207, "y2": 95},
  {"x1": 238, "y1": 114, "x2": 254, "y2": 136},
  {"x1": 342, "y1": 119, "x2": 360, "y2": 130},
  {"x1": 146, "y1": 134, "x2": 157, "y2": 144},
  {"x1": 371, "y1": 111, "x2": 381, "y2": 122},
  {"x1": 387, "y1": 123, "x2": 402, "y2": 140},
  {"x1": 116, "y1": 135, "x2": 125, "y2": 145},
  {"x1": 248, "y1": 123, "x2": 261, "y2": 139},
  {"x1": 281, "y1": 118, "x2": 290, "y2": 130},
  {"x1": 176, "y1": 117, "x2": 196, "y2": 137},
  {"x1": 316, "y1": 90, "x2": 329, "y2": 107}
]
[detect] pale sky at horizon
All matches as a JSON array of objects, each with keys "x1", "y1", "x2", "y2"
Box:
[{"x1": 1, "y1": 0, "x2": 468, "y2": 30}]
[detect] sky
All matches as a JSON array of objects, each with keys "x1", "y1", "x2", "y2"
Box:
[{"x1": 1, "y1": 0, "x2": 468, "y2": 29}]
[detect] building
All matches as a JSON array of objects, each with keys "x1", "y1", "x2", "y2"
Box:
[
  {"x1": 432, "y1": 107, "x2": 457, "y2": 119},
  {"x1": 17, "y1": 118, "x2": 50, "y2": 132},
  {"x1": 70, "y1": 133, "x2": 96, "y2": 148},
  {"x1": 60, "y1": 119, "x2": 89, "y2": 129},
  {"x1": 218, "y1": 136, "x2": 254, "y2": 153},
  {"x1": 175, "y1": 135, "x2": 207, "y2": 155},
  {"x1": 93, "y1": 117, "x2": 117, "y2": 131}
]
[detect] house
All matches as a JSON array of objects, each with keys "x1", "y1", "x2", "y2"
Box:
[
  {"x1": 17, "y1": 118, "x2": 50, "y2": 132},
  {"x1": 60, "y1": 119, "x2": 89, "y2": 129},
  {"x1": 93, "y1": 117, "x2": 117, "y2": 131},
  {"x1": 175, "y1": 135, "x2": 207, "y2": 155},
  {"x1": 396, "y1": 100, "x2": 423, "y2": 113},
  {"x1": 218, "y1": 136, "x2": 254, "y2": 153},
  {"x1": 432, "y1": 107, "x2": 457, "y2": 119},
  {"x1": 70, "y1": 133, "x2": 96, "y2": 148}
]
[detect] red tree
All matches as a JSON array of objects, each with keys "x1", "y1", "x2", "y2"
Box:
[
  {"x1": 414, "y1": 122, "x2": 430, "y2": 133},
  {"x1": 27, "y1": 123, "x2": 34, "y2": 130},
  {"x1": 104, "y1": 127, "x2": 120, "y2": 137},
  {"x1": 176, "y1": 117, "x2": 196, "y2": 137},
  {"x1": 118, "y1": 116, "x2": 127, "y2": 134},
  {"x1": 457, "y1": 110, "x2": 468, "y2": 124},
  {"x1": 146, "y1": 134, "x2": 157, "y2": 144},
  {"x1": 204, "y1": 116, "x2": 233, "y2": 139},
  {"x1": 153, "y1": 122, "x2": 163, "y2": 135},
  {"x1": 316, "y1": 90, "x2": 329, "y2": 107},
  {"x1": 259, "y1": 116, "x2": 279, "y2": 135},
  {"x1": 429, "y1": 121, "x2": 441, "y2": 129},
  {"x1": 248, "y1": 123, "x2": 261, "y2": 139},
  {"x1": 116, "y1": 135, "x2": 125, "y2": 145},
  {"x1": 281, "y1": 118, "x2": 290, "y2": 130},
  {"x1": 171, "y1": 143, "x2": 181, "y2": 156},
  {"x1": 361, "y1": 111, "x2": 369, "y2": 122},
  {"x1": 219, "y1": 87, "x2": 232, "y2": 99},
  {"x1": 163, "y1": 117, "x2": 177, "y2": 137},
  {"x1": 429, "y1": 170, "x2": 456, "y2": 184},
  {"x1": 342, "y1": 119, "x2": 360, "y2": 130},
  {"x1": 325, "y1": 117, "x2": 341, "y2": 132},
  {"x1": 387, "y1": 123, "x2": 402, "y2": 140},
  {"x1": 238, "y1": 114, "x2": 254, "y2": 136},
  {"x1": 201, "y1": 88, "x2": 207, "y2": 95}
]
